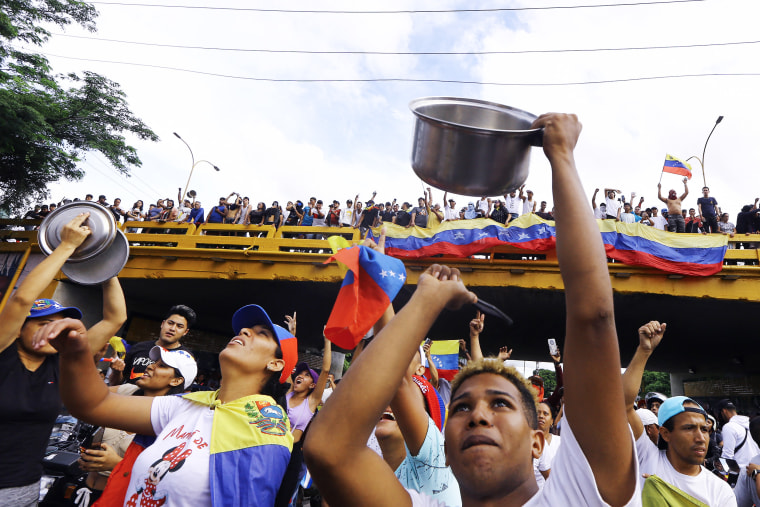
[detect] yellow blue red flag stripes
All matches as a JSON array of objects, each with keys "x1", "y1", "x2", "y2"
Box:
[
  {"x1": 323, "y1": 245, "x2": 407, "y2": 349},
  {"x1": 663, "y1": 154, "x2": 693, "y2": 179},
  {"x1": 183, "y1": 391, "x2": 293, "y2": 507},
  {"x1": 423, "y1": 339, "x2": 460, "y2": 381},
  {"x1": 371, "y1": 215, "x2": 728, "y2": 277}
]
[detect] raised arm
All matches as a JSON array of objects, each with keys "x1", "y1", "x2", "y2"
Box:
[
  {"x1": 308, "y1": 336, "x2": 332, "y2": 412},
  {"x1": 622, "y1": 321, "x2": 666, "y2": 439},
  {"x1": 86, "y1": 277, "x2": 127, "y2": 354},
  {"x1": 533, "y1": 113, "x2": 635, "y2": 505},
  {"x1": 592, "y1": 188, "x2": 599, "y2": 209},
  {"x1": 304, "y1": 265, "x2": 476, "y2": 507},
  {"x1": 468, "y1": 311, "x2": 485, "y2": 361},
  {"x1": 545, "y1": 351, "x2": 564, "y2": 411},
  {"x1": 0, "y1": 213, "x2": 91, "y2": 354},
  {"x1": 518, "y1": 184, "x2": 526, "y2": 202},
  {"x1": 32, "y1": 318, "x2": 155, "y2": 435},
  {"x1": 680, "y1": 178, "x2": 689, "y2": 201},
  {"x1": 657, "y1": 183, "x2": 667, "y2": 203}
]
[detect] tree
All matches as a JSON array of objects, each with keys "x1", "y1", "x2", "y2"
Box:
[
  {"x1": 537, "y1": 368, "x2": 557, "y2": 395},
  {"x1": 641, "y1": 370, "x2": 671, "y2": 397},
  {"x1": 0, "y1": 0, "x2": 158, "y2": 214}
]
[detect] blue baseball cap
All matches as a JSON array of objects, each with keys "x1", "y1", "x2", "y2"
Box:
[
  {"x1": 231, "y1": 305, "x2": 298, "y2": 384},
  {"x1": 658, "y1": 396, "x2": 706, "y2": 426},
  {"x1": 28, "y1": 299, "x2": 82, "y2": 320}
]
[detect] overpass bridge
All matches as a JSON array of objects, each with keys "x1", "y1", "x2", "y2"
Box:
[{"x1": 1, "y1": 219, "x2": 759, "y2": 396}]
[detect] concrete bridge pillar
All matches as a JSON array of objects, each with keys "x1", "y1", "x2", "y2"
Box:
[{"x1": 670, "y1": 372, "x2": 686, "y2": 397}]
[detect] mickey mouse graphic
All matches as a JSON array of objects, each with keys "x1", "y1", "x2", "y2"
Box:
[{"x1": 127, "y1": 442, "x2": 192, "y2": 507}]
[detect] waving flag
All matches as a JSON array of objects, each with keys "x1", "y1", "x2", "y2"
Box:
[
  {"x1": 323, "y1": 245, "x2": 406, "y2": 349},
  {"x1": 663, "y1": 154, "x2": 693, "y2": 179},
  {"x1": 371, "y1": 215, "x2": 728, "y2": 277},
  {"x1": 423, "y1": 339, "x2": 460, "y2": 381}
]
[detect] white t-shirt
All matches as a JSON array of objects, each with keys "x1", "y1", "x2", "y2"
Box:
[
  {"x1": 126, "y1": 396, "x2": 213, "y2": 506},
  {"x1": 732, "y1": 453, "x2": 760, "y2": 507},
  {"x1": 605, "y1": 196, "x2": 620, "y2": 218},
  {"x1": 635, "y1": 432, "x2": 736, "y2": 506},
  {"x1": 475, "y1": 199, "x2": 489, "y2": 216},
  {"x1": 651, "y1": 215, "x2": 667, "y2": 230},
  {"x1": 534, "y1": 434, "x2": 562, "y2": 489},
  {"x1": 620, "y1": 212, "x2": 637, "y2": 224},
  {"x1": 340, "y1": 207, "x2": 355, "y2": 226},
  {"x1": 444, "y1": 205, "x2": 459, "y2": 221},
  {"x1": 408, "y1": 419, "x2": 640, "y2": 506},
  {"x1": 396, "y1": 417, "x2": 461, "y2": 507},
  {"x1": 722, "y1": 415, "x2": 760, "y2": 468},
  {"x1": 594, "y1": 207, "x2": 607, "y2": 219},
  {"x1": 312, "y1": 208, "x2": 326, "y2": 227},
  {"x1": 522, "y1": 199, "x2": 535, "y2": 216},
  {"x1": 505, "y1": 195, "x2": 521, "y2": 215}
]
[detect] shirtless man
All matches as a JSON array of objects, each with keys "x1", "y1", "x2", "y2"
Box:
[{"x1": 658, "y1": 178, "x2": 688, "y2": 233}]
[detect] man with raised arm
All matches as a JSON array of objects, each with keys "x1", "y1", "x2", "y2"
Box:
[
  {"x1": 658, "y1": 178, "x2": 689, "y2": 233},
  {"x1": 304, "y1": 113, "x2": 638, "y2": 506},
  {"x1": 622, "y1": 321, "x2": 735, "y2": 505}
]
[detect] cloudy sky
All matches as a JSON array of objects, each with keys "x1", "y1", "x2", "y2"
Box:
[{"x1": 36, "y1": 0, "x2": 758, "y2": 218}]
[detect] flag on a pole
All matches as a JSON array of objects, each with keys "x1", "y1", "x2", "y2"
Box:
[
  {"x1": 323, "y1": 245, "x2": 406, "y2": 350},
  {"x1": 663, "y1": 154, "x2": 693, "y2": 179}
]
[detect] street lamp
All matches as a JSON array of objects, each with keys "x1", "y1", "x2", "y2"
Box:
[
  {"x1": 173, "y1": 132, "x2": 221, "y2": 200},
  {"x1": 686, "y1": 116, "x2": 723, "y2": 188}
]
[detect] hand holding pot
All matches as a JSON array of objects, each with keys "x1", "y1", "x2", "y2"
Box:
[
  {"x1": 59, "y1": 213, "x2": 92, "y2": 251},
  {"x1": 531, "y1": 113, "x2": 582, "y2": 165}
]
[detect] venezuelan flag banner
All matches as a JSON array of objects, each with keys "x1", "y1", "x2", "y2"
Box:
[
  {"x1": 370, "y1": 215, "x2": 728, "y2": 277},
  {"x1": 423, "y1": 340, "x2": 460, "y2": 381},
  {"x1": 663, "y1": 154, "x2": 693, "y2": 179},
  {"x1": 323, "y1": 245, "x2": 407, "y2": 350}
]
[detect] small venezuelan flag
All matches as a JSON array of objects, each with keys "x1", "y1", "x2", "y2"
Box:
[
  {"x1": 663, "y1": 154, "x2": 693, "y2": 179},
  {"x1": 323, "y1": 245, "x2": 406, "y2": 350},
  {"x1": 424, "y1": 340, "x2": 460, "y2": 381}
]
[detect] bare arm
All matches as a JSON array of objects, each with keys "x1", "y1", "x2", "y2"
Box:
[
  {"x1": 622, "y1": 322, "x2": 666, "y2": 439},
  {"x1": 33, "y1": 318, "x2": 155, "y2": 435},
  {"x1": 519, "y1": 185, "x2": 526, "y2": 202},
  {"x1": 680, "y1": 179, "x2": 689, "y2": 201},
  {"x1": 592, "y1": 188, "x2": 599, "y2": 209},
  {"x1": 657, "y1": 183, "x2": 667, "y2": 203},
  {"x1": 304, "y1": 265, "x2": 476, "y2": 507},
  {"x1": 86, "y1": 278, "x2": 127, "y2": 354},
  {"x1": 0, "y1": 213, "x2": 91, "y2": 354},
  {"x1": 533, "y1": 113, "x2": 635, "y2": 505},
  {"x1": 308, "y1": 337, "x2": 332, "y2": 412},
  {"x1": 468, "y1": 311, "x2": 485, "y2": 361}
]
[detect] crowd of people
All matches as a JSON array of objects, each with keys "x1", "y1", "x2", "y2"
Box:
[
  {"x1": 21, "y1": 180, "x2": 760, "y2": 241},
  {"x1": 1, "y1": 113, "x2": 758, "y2": 507}
]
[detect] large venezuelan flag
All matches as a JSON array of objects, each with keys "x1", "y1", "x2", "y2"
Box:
[
  {"x1": 423, "y1": 340, "x2": 460, "y2": 381},
  {"x1": 371, "y1": 215, "x2": 728, "y2": 277},
  {"x1": 324, "y1": 245, "x2": 407, "y2": 350}
]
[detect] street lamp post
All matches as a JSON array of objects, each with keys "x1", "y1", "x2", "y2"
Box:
[
  {"x1": 686, "y1": 116, "x2": 723, "y2": 188},
  {"x1": 173, "y1": 132, "x2": 221, "y2": 200}
]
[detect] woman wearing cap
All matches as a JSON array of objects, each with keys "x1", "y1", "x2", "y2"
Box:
[
  {"x1": 0, "y1": 212, "x2": 127, "y2": 506},
  {"x1": 87, "y1": 346, "x2": 198, "y2": 507},
  {"x1": 34, "y1": 303, "x2": 297, "y2": 506}
]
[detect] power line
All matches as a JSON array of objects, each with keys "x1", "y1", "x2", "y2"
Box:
[
  {"x1": 52, "y1": 32, "x2": 760, "y2": 55},
  {"x1": 87, "y1": 154, "x2": 162, "y2": 199},
  {"x1": 42, "y1": 52, "x2": 760, "y2": 86},
  {"x1": 88, "y1": 0, "x2": 705, "y2": 13}
]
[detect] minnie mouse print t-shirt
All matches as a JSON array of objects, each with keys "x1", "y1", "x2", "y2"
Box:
[{"x1": 125, "y1": 396, "x2": 213, "y2": 507}]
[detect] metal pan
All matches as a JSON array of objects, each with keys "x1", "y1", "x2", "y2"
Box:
[
  {"x1": 61, "y1": 229, "x2": 130, "y2": 285},
  {"x1": 38, "y1": 202, "x2": 118, "y2": 262}
]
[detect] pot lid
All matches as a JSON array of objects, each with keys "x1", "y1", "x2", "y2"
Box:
[
  {"x1": 38, "y1": 202, "x2": 117, "y2": 262},
  {"x1": 61, "y1": 229, "x2": 130, "y2": 285}
]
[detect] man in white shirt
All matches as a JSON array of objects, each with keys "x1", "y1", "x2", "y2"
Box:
[
  {"x1": 650, "y1": 208, "x2": 668, "y2": 230},
  {"x1": 604, "y1": 188, "x2": 622, "y2": 220},
  {"x1": 716, "y1": 399, "x2": 760, "y2": 468},
  {"x1": 619, "y1": 203, "x2": 639, "y2": 224},
  {"x1": 442, "y1": 192, "x2": 459, "y2": 221},
  {"x1": 623, "y1": 321, "x2": 737, "y2": 506},
  {"x1": 519, "y1": 186, "x2": 536, "y2": 215},
  {"x1": 504, "y1": 191, "x2": 521, "y2": 221}
]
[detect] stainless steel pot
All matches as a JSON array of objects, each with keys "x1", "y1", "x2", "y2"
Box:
[
  {"x1": 410, "y1": 97, "x2": 543, "y2": 197},
  {"x1": 38, "y1": 202, "x2": 130, "y2": 285}
]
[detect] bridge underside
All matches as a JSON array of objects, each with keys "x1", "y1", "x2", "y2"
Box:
[{"x1": 109, "y1": 277, "x2": 759, "y2": 378}]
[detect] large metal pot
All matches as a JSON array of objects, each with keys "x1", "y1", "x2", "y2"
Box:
[
  {"x1": 410, "y1": 97, "x2": 543, "y2": 197},
  {"x1": 38, "y1": 202, "x2": 130, "y2": 285}
]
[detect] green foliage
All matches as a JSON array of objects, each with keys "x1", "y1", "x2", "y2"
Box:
[
  {"x1": 641, "y1": 370, "x2": 671, "y2": 397},
  {"x1": 537, "y1": 368, "x2": 557, "y2": 395},
  {"x1": 0, "y1": 0, "x2": 158, "y2": 214}
]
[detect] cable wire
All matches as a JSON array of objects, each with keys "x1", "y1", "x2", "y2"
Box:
[
  {"x1": 88, "y1": 0, "x2": 705, "y2": 13},
  {"x1": 52, "y1": 33, "x2": 760, "y2": 55},
  {"x1": 42, "y1": 52, "x2": 760, "y2": 86}
]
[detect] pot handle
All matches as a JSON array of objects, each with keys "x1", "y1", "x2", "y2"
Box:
[{"x1": 528, "y1": 128, "x2": 544, "y2": 147}]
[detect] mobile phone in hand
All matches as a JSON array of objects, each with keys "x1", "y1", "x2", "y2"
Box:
[{"x1": 547, "y1": 338, "x2": 559, "y2": 356}]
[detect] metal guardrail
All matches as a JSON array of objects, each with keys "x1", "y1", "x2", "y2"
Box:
[{"x1": 2, "y1": 219, "x2": 759, "y2": 266}]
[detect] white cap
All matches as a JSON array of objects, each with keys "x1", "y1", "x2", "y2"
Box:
[
  {"x1": 636, "y1": 408, "x2": 659, "y2": 426},
  {"x1": 149, "y1": 346, "x2": 198, "y2": 389}
]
